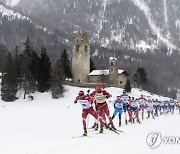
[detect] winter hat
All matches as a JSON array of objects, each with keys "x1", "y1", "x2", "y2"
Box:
[
  {"x1": 96, "y1": 84, "x2": 102, "y2": 92},
  {"x1": 117, "y1": 96, "x2": 121, "y2": 99},
  {"x1": 79, "y1": 90, "x2": 84, "y2": 96},
  {"x1": 123, "y1": 89, "x2": 126, "y2": 94}
]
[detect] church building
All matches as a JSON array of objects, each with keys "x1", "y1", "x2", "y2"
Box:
[{"x1": 72, "y1": 32, "x2": 129, "y2": 88}]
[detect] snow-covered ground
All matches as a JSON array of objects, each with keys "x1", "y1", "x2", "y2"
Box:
[{"x1": 0, "y1": 85, "x2": 179, "y2": 154}]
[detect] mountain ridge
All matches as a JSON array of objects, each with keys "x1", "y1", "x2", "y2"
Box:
[{"x1": 0, "y1": 0, "x2": 180, "y2": 97}]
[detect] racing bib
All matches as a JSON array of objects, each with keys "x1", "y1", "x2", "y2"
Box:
[
  {"x1": 95, "y1": 93, "x2": 106, "y2": 103},
  {"x1": 77, "y1": 100, "x2": 91, "y2": 109},
  {"x1": 139, "y1": 99, "x2": 146, "y2": 106},
  {"x1": 114, "y1": 102, "x2": 123, "y2": 109},
  {"x1": 121, "y1": 95, "x2": 129, "y2": 104},
  {"x1": 170, "y1": 102, "x2": 174, "y2": 106}
]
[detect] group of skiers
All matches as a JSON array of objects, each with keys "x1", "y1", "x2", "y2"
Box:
[{"x1": 74, "y1": 84, "x2": 180, "y2": 136}]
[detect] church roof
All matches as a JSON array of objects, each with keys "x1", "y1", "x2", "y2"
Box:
[
  {"x1": 109, "y1": 57, "x2": 117, "y2": 60},
  {"x1": 89, "y1": 69, "x2": 129, "y2": 76}
]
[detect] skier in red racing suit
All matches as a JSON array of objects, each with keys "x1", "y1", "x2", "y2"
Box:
[
  {"x1": 90, "y1": 84, "x2": 116, "y2": 133},
  {"x1": 74, "y1": 90, "x2": 103, "y2": 136}
]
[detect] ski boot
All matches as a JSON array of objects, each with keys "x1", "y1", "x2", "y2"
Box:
[
  {"x1": 132, "y1": 118, "x2": 135, "y2": 123},
  {"x1": 99, "y1": 127, "x2": 103, "y2": 133},
  {"x1": 137, "y1": 119, "x2": 141, "y2": 124},
  {"x1": 119, "y1": 123, "x2": 121, "y2": 127},
  {"x1": 95, "y1": 124, "x2": 98, "y2": 131},
  {"x1": 91, "y1": 123, "x2": 97, "y2": 129},
  {"x1": 104, "y1": 123, "x2": 109, "y2": 129},
  {"x1": 110, "y1": 123, "x2": 117, "y2": 131},
  {"x1": 125, "y1": 120, "x2": 128, "y2": 125},
  {"x1": 83, "y1": 128, "x2": 87, "y2": 136}
]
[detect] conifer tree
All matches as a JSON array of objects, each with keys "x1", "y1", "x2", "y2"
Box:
[
  {"x1": 51, "y1": 59, "x2": 65, "y2": 99},
  {"x1": 22, "y1": 37, "x2": 35, "y2": 99},
  {"x1": 60, "y1": 49, "x2": 73, "y2": 79},
  {"x1": 90, "y1": 58, "x2": 96, "y2": 72},
  {"x1": 29, "y1": 50, "x2": 40, "y2": 86},
  {"x1": 124, "y1": 79, "x2": 131, "y2": 93},
  {"x1": 14, "y1": 46, "x2": 23, "y2": 90},
  {"x1": 1, "y1": 53, "x2": 18, "y2": 102},
  {"x1": 136, "y1": 67, "x2": 147, "y2": 84},
  {"x1": 37, "y1": 47, "x2": 51, "y2": 92},
  {"x1": 134, "y1": 67, "x2": 148, "y2": 88}
]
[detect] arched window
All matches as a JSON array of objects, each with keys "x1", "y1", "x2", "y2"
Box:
[{"x1": 111, "y1": 61, "x2": 113, "y2": 66}]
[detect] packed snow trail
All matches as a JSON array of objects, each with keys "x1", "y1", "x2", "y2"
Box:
[{"x1": 0, "y1": 86, "x2": 179, "y2": 154}]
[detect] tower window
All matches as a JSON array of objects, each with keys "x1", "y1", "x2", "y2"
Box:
[
  {"x1": 111, "y1": 62, "x2": 113, "y2": 66},
  {"x1": 85, "y1": 45, "x2": 88, "y2": 52},
  {"x1": 120, "y1": 81, "x2": 122, "y2": 84},
  {"x1": 76, "y1": 45, "x2": 79, "y2": 51}
]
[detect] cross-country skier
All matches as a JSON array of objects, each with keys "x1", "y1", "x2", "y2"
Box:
[
  {"x1": 169, "y1": 99, "x2": 175, "y2": 114},
  {"x1": 127, "y1": 96, "x2": 133, "y2": 123},
  {"x1": 74, "y1": 90, "x2": 103, "y2": 136},
  {"x1": 159, "y1": 101, "x2": 164, "y2": 115},
  {"x1": 137, "y1": 94, "x2": 147, "y2": 120},
  {"x1": 164, "y1": 101, "x2": 169, "y2": 114},
  {"x1": 177, "y1": 102, "x2": 180, "y2": 114},
  {"x1": 120, "y1": 89, "x2": 129, "y2": 124},
  {"x1": 90, "y1": 84, "x2": 116, "y2": 133},
  {"x1": 88, "y1": 90, "x2": 109, "y2": 130},
  {"x1": 111, "y1": 96, "x2": 124, "y2": 127},
  {"x1": 146, "y1": 99, "x2": 155, "y2": 119},
  {"x1": 153, "y1": 99, "x2": 160, "y2": 117},
  {"x1": 130, "y1": 97, "x2": 141, "y2": 123}
]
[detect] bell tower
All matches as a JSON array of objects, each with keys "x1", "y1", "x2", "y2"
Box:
[
  {"x1": 109, "y1": 57, "x2": 118, "y2": 84},
  {"x1": 72, "y1": 32, "x2": 90, "y2": 83}
]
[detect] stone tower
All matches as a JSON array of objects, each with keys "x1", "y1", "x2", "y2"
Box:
[
  {"x1": 109, "y1": 57, "x2": 118, "y2": 84},
  {"x1": 72, "y1": 32, "x2": 90, "y2": 83}
]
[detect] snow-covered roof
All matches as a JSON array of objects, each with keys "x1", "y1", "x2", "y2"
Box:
[
  {"x1": 109, "y1": 57, "x2": 117, "y2": 60},
  {"x1": 89, "y1": 70, "x2": 109, "y2": 76},
  {"x1": 89, "y1": 69, "x2": 127, "y2": 76}
]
